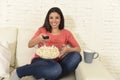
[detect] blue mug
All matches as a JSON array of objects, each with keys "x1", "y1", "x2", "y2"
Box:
[{"x1": 83, "y1": 50, "x2": 99, "y2": 63}]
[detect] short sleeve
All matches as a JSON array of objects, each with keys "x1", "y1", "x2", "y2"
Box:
[
  {"x1": 67, "y1": 31, "x2": 79, "y2": 47},
  {"x1": 31, "y1": 28, "x2": 43, "y2": 40}
]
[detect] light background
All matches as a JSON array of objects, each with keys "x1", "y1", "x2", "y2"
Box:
[{"x1": 0, "y1": 0, "x2": 120, "y2": 79}]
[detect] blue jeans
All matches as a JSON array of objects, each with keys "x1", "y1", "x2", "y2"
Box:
[{"x1": 16, "y1": 51, "x2": 82, "y2": 80}]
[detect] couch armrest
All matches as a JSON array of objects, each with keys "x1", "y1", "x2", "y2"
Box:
[{"x1": 75, "y1": 61, "x2": 115, "y2": 80}]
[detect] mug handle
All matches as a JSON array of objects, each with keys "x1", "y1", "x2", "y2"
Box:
[{"x1": 93, "y1": 52, "x2": 99, "y2": 59}]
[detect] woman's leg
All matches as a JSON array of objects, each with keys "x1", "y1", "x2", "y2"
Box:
[
  {"x1": 16, "y1": 58, "x2": 62, "y2": 80},
  {"x1": 59, "y1": 51, "x2": 82, "y2": 77}
]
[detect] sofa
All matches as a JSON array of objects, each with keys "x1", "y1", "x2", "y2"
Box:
[{"x1": 0, "y1": 27, "x2": 115, "y2": 80}]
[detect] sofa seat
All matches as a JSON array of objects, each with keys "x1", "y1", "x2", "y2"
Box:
[{"x1": 76, "y1": 61, "x2": 115, "y2": 80}]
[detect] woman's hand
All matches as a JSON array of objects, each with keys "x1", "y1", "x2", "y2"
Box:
[
  {"x1": 28, "y1": 33, "x2": 49, "y2": 48},
  {"x1": 39, "y1": 33, "x2": 49, "y2": 43},
  {"x1": 58, "y1": 44, "x2": 81, "y2": 59},
  {"x1": 59, "y1": 44, "x2": 68, "y2": 58}
]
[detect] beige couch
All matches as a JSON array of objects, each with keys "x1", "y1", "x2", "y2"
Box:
[{"x1": 0, "y1": 27, "x2": 115, "y2": 80}]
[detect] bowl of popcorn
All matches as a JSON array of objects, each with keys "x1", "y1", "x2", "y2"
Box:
[{"x1": 36, "y1": 45, "x2": 60, "y2": 59}]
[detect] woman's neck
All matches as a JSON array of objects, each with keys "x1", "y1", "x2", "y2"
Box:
[{"x1": 51, "y1": 28, "x2": 60, "y2": 35}]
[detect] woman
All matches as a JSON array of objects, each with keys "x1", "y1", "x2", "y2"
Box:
[{"x1": 11, "y1": 7, "x2": 82, "y2": 80}]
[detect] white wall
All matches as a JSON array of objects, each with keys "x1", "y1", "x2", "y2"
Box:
[{"x1": 0, "y1": 0, "x2": 120, "y2": 79}]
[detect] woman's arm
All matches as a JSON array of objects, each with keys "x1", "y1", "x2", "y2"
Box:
[
  {"x1": 66, "y1": 46, "x2": 81, "y2": 53},
  {"x1": 59, "y1": 46, "x2": 81, "y2": 58},
  {"x1": 28, "y1": 36, "x2": 42, "y2": 48},
  {"x1": 28, "y1": 34, "x2": 47, "y2": 48}
]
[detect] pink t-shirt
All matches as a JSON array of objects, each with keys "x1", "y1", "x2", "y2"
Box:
[{"x1": 31, "y1": 27, "x2": 79, "y2": 59}]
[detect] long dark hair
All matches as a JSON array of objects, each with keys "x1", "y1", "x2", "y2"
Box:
[{"x1": 43, "y1": 7, "x2": 64, "y2": 32}]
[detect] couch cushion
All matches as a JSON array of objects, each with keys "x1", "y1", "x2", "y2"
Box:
[
  {"x1": 0, "y1": 27, "x2": 17, "y2": 67},
  {"x1": 76, "y1": 61, "x2": 115, "y2": 80},
  {"x1": 0, "y1": 41, "x2": 11, "y2": 78},
  {"x1": 16, "y1": 28, "x2": 36, "y2": 67}
]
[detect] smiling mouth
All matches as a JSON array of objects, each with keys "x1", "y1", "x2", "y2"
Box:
[{"x1": 52, "y1": 23, "x2": 57, "y2": 26}]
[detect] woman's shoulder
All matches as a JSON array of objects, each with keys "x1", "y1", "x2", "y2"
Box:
[
  {"x1": 37, "y1": 27, "x2": 46, "y2": 32},
  {"x1": 62, "y1": 28, "x2": 72, "y2": 34},
  {"x1": 38, "y1": 27, "x2": 46, "y2": 30}
]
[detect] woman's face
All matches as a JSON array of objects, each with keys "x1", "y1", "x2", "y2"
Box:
[{"x1": 49, "y1": 12, "x2": 61, "y2": 29}]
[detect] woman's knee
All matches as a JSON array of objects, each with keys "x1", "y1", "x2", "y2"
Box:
[
  {"x1": 39, "y1": 62, "x2": 62, "y2": 80},
  {"x1": 70, "y1": 51, "x2": 82, "y2": 63},
  {"x1": 48, "y1": 62, "x2": 62, "y2": 79},
  {"x1": 35, "y1": 61, "x2": 62, "y2": 79}
]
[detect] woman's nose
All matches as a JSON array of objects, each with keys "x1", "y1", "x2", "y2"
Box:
[{"x1": 52, "y1": 18, "x2": 57, "y2": 22}]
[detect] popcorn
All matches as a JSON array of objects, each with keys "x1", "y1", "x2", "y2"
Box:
[{"x1": 36, "y1": 45, "x2": 60, "y2": 59}]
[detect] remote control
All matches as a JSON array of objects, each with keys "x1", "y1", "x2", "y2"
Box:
[{"x1": 42, "y1": 35, "x2": 49, "y2": 39}]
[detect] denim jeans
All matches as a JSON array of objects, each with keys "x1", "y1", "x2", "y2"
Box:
[{"x1": 16, "y1": 51, "x2": 82, "y2": 80}]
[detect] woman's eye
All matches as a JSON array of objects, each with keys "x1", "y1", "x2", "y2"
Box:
[
  {"x1": 49, "y1": 16, "x2": 60, "y2": 20},
  {"x1": 50, "y1": 17, "x2": 53, "y2": 19},
  {"x1": 56, "y1": 17, "x2": 59, "y2": 19}
]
